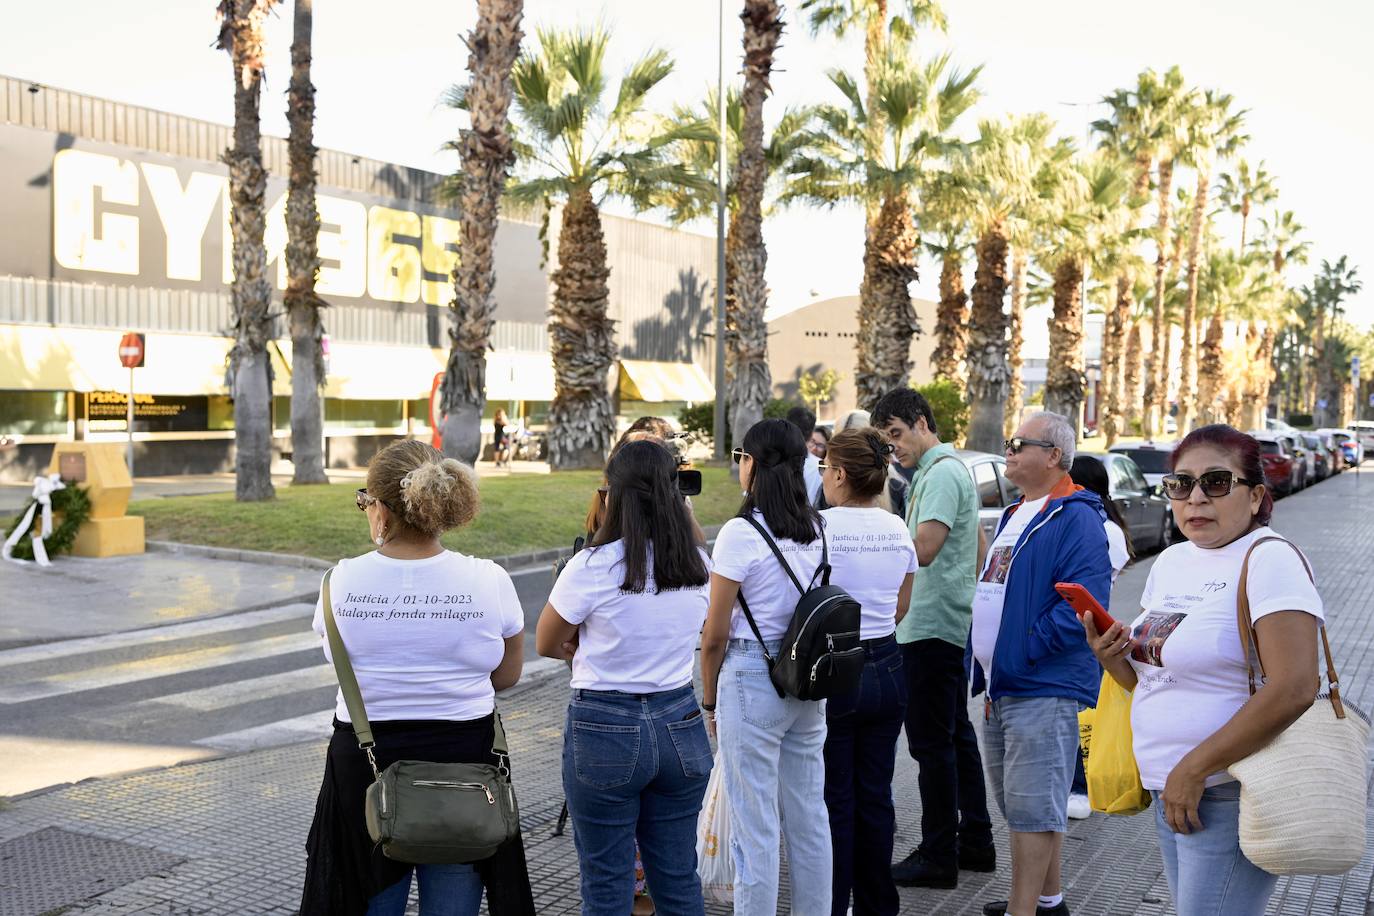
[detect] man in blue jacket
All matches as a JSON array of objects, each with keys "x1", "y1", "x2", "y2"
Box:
[{"x1": 973, "y1": 412, "x2": 1111, "y2": 916}]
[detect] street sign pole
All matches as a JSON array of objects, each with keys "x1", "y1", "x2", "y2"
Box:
[
  {"x1": 127, "y1": 365, "x2": 135, "y2": 477},
  {"x1": 711, "y1": 0, "x2": 727, "y2": 462}
]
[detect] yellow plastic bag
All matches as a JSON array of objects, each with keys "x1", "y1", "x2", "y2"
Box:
[{"x1": 1077, "y1": 674, "x2": 1151, "y2": 815}]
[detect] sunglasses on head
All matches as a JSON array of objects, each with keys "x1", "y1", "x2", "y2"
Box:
[
  {"x1": 1004, "y1": 437, "x2": 1056, "y2": 455},
  {"x1": 731, "y1": 447, "x2": 748, "y2": 464},
  {"x1": 1159, "y1": 470, "x2": 1261, "y2": 500}
]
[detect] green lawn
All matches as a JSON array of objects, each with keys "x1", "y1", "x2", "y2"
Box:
[{"x1": 125, "y1": 466, "x2": 745, "y2": 562}]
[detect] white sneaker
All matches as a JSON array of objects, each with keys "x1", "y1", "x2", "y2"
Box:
[{"x1": 1067, "y1": 793, "x2": 1091, "y2": 820}]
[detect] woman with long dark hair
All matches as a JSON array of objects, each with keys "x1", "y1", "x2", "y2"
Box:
[
  {"x1": 699, "y1": 419, "x2": 832, "y2": 915},
  {"x1": 1070, "y1": 455, "x2": 1134, "y2": 581},
  {"x1": 537, "y1": 440, "x2": 713, "y2": 915},
  {"x1": 1083, "y1": 425, "x2": 1324, "y2": 915}
]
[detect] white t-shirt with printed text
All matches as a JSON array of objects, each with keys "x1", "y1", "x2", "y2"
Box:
[
  {"x1": 970, "y1": 495, "x2": 1049, "y2": 676},
  {"x1": 712, "y1": 511, "x2": 825, "y2": 641},
  {"x1": 821, "y1": 506, "x2": 918, "y2": 640},
  {"x1": 548, "y1": 539, "x2": 711, "y2": 693},
  {"x1": 313, "y1": 550, "x2": 524, "y2": 722},
  {"x1": 1106, "y1": 520, "x2": 1129, "y2": 583},
  {"x1": 1127, "y1": 527, "x2": 1323, "y2": 790}
]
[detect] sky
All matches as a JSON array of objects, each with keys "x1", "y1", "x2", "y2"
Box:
[{"x1": 3, "y1": 0, "x2": 1371, "y2": 356}]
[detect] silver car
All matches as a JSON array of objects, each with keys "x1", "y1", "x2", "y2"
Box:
[{"x1": 953, "y1": 449, "x2": 1023, "y2": 543}]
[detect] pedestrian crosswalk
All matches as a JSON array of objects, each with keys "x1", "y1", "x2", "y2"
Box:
[{"x1": 0, "y1": 602, "x2": 342, "y2": 789}]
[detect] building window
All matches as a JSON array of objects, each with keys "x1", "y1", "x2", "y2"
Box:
[
  {"x1": 324, "y1": 399, "x2": 404, "y2": 430},
  {"x1": 0, "y1": 390, "x2": 67, "y2": 436}
]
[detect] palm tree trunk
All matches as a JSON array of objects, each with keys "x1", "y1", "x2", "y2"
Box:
[
  {"x1": 1124, "y1": 321, "x2": 1144, "y2": 433},
  {"x1": 966, "y1": 223, "x2": 1009, "y2": 453},
  {"x1": 1102, "y1": 274, "x2": 1131, "y2": 447},
  {"x1": 855, "y1": 189, "x2": 920, "y2": 411},
  {"x1": 219, "y1": 0, "x2": 278, "y2": 502},
  {"x1": 727, "y1": 0, "x2": 781, "y2": 448},
  {"x1": 439, "y1": 0, "x2": 524, "y2": 465},
  {"x1": 547, "y1": 189, "x2": 616, "y2": 470},
  {"x1": 1004, "y1": 247, "x2": 1027, "y2": 439},
  {"x1": 930, "y1": 248, "x2": 969, "y2": 387},
  {"x1": 861, "y1": 0, "x2": 887, "y2": 230},
  {"x1": 1143, "y1": 156, "x2": 1174, "y2": 440},
  {"x1": 1196, "y1": 311, "x2": 1225, "y2": 425},
  {"x1": 1043, "y1": 258, "x2": 1086, "y2": 437},
  {"x1": 285, "y1": 0, "x2": 328, "y2": 485},
  {"x1": 1305, "y1": 308, "x2": 1328, "y2": 414},
  {"x1": 1175, "y1": 164, "x2": 1210, "y2": 435}
]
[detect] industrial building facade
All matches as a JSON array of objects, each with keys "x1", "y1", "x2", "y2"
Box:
[{"x1": 0, "y1": 75, "x2": 716, "y2": 481}]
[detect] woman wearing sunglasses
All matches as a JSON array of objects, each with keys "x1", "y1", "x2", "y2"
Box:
[
  {"x1": 815, "y1": 428, "x2": 917, "y2": 916},
  {"x1": 301, "y1": 440, "x2": 534, "y2": 916},
  {"x1": 699, "y1": 419, "x2": 831, "y2": 915},
  {"x1": 1081, "y1": 424, "x2": 1323, "y2": 916}
]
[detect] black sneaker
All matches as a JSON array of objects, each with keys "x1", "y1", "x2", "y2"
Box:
[
  {"x1": 891, "y1": 849, "x2": 957, "y2": 888},
  {"x1": 982, "y1": 900, "x2": 1070, "y2": 916},
  {"x1": 958, "y1": 842, "x2": 997, "y2": 872}
]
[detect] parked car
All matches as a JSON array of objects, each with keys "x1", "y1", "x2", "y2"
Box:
[
  {"x1": 1317, "y1": 427, "x2": 1362, "y2": 468},
  {"x1": 1349, "y1": 421, "x2": 1374, "y2": 462},
  {"x1": 1082, "y1": 452, "x2": 1174, "y2": 552},
  {"x1": 1301, "y1": 433, "x2": 1332, "y2": 481},
  {"x1": 1107, "y1": 441, "x2": 1178, "y2": 490},
  {"x1": 1251, "y1": 433, "x2": 1297, "y2": 496},
  {"x1": 955, "y1": 449, "x2": 1023, "y2": 543},
  {"x1": 1277, "y1": 432, "x2": 1314, "y2": 490}
]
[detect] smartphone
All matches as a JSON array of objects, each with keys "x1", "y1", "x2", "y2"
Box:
[{"x1": 1054, "y1": 582, "x2": 1116, "y2": 634}]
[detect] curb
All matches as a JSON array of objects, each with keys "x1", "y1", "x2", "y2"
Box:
[{"x1": 147, "y1": 522, "x2": 729, "y2": 574}]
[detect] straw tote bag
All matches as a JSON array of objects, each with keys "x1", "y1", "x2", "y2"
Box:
[{"x1": 1229, "y1": 537, "x2": 1370, "y2": 876}]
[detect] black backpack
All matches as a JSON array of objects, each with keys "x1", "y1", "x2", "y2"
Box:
[{"x1": 736, "y1": 515, "x2": 865, "y2": 701}]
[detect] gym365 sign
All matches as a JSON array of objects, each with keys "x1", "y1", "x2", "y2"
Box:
[{"x1": 50, "y1": 148, "x2": 460, "y2": 307}]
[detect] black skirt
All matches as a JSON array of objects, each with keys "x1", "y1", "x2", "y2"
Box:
[{"x1": 299, "y1": 714, "x2": 536, "y2": 916}]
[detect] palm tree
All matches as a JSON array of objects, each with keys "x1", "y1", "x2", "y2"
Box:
[
  {"x1": 506, "y1": 27, "x2": 711, "y2": 470},
  {"x1": 437, "y1": 0, "x2": 524, "y2": 465},
  {"x1": 958, "y1": 115, "x2": 1050, "y2": 453},
  {"x1": 787, "y1": 49, "x2": 979, "y2": 408},
  {"x1": 217, "y1": 0, "x2": 279, "y2": 502},
  {"x1": 1137, "y1": 67, "x2": 1194, "y2": 439},
  {"x1": 1041, "y1": 152, "x2": 1133, "y2": 436},
  {"x1": 1306, "y1": 256, "x2": 1362, "y2": 422},
  {"x1": 1254, "y1": 210, "x2": 1309, "y2": 414},
  {"x1": 918, "y1": 169, "x2": 974, "y2": 388},
  {"x1": 284, "y1": 0, "x2": 327, "y2": 485},
  {"x1": 1004, "y1": 245, "x2": 1029, "y2": 439},
  {"x1": 725, "y1": 0, "x2": 785, "y2": 448},
  {"x1": 1124, "y1": 314, "x2": 1145, "y2": 431},
  {"x1": 1217, "y1": 158, "x2": 1276, "y2": 251},
  {"x1": 1175, "y1": 90, "x2": 1247, "y2": 435}
]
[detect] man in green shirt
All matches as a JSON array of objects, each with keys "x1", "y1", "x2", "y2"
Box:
[{"x1": 873, "y1": 387, "x2": 994, "y2": 890}]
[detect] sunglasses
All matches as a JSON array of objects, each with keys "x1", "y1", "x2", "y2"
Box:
[
  {"x1": 355, "y1": 488, "x2": 396, "y2": 513},
  {"x1": 1160, "y1": 470, "x2": 1261, "y2": 501},
  {"x1": 731, "y1": 447, "x2": 749, "y2": 464},
  {"x1": 1004, "y1": 437, "x2": 1057, "y2": 455}
]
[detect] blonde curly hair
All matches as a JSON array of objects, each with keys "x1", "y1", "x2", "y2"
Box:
[{"x1": 366, "y1": 440, "x2": 479, "y2": 537}]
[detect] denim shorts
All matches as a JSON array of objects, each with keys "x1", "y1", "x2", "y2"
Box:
[{"x1": 981, "y1": 695, "x2": 1080, "y2": 833}]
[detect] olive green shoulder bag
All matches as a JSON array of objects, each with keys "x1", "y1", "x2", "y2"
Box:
[{"x1": 321, "y1": 568, "x2": 520, "y2": 864}]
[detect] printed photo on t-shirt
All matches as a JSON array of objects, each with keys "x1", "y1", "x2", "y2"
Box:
[
  {"x1": 1131, "y1": 612, "x2": 1186, "y2": 666},
  {"x1": 981, "y1": 546, "x2": 1014, "y2": 584}
]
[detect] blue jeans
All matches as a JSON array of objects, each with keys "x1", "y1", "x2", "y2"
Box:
[
  {"x1": 824, "y1": 635, "x2": 907, "y2": 916},
  {"x1": 562, "y1": 684, "x2": 712, "y2": 916},
  {"x1": 718, "y1": 639, "x2": 832, "y2": 916},
  {"x1": 364, "y1": 863, "x2": 481, "y2": 916},
  {"x1": 1151, "y1": 781, "x2": 1278, "y2": 916},
  {"x1": 982, "y1": 695, "x2": 1080, "y2": 833}
]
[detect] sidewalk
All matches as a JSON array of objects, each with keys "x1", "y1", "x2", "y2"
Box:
[{"x1": 3, "y1": 469, "x2": 1373, "y2": 914}]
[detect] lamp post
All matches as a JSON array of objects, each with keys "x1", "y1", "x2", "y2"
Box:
[{"x1": 712, "y1": 0, "x2": 728, "y2": 461}]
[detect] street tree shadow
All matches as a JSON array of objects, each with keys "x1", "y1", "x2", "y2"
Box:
[
  {"x1": 776, "y1": 362, "x2": 823, "y2": 405},
  {"x1": 627, "y1": 268, "x2": 711, "y2": 363}
]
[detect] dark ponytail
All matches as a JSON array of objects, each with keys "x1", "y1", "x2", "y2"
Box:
[
  {"x1": 593, "y1": 439, "x2": 708, "y2": 592},
  {"x1": 738, "y1": 418, "x2": 821, "y2": 544}
]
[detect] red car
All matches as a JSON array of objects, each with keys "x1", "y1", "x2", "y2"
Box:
[{"x1": 1252, "y1": 434, "x2": 1295, "y2": 497}]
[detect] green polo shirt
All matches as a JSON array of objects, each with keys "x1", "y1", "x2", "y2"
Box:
[{"x1": 897, "y1": 441, "x2": 979, "y2": 647}]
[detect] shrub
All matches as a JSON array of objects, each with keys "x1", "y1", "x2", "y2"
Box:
[
  {"x1": 1286, "y1": 413, "x2": 1314, "y2": 428},
  {"x1": 912, "y1": 379, "x2": 970, "y2": 446},
  {"x1": 678, "y1": 399, "x2": 794, "y2": 450}
]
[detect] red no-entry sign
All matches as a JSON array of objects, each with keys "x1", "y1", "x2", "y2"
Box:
[{"x1": 118, "y1": 332, "x2": 145, "y2": 369}]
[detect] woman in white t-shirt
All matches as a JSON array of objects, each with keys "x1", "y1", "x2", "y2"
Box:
[
  {"x1": 1083, "y1": 425, "x2": 1323, "y2": 916},
  {"x1": 537, "y1": 439, "x2": 712, "y2": 915},
  {"x1": 817, "y1": 428, "x2": 916, "y2": 916},
  {"x1": 301, "y1": 441, "x2": 532, "y2": 916},
  {"x1": 699, "y1": 418, "x2": 831, "y2": 916},
  {"x1": 1070, "y1": 455, "x2": 1133, "y2": 582}
]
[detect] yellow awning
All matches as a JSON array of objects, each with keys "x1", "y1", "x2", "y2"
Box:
[{"x1": 619, "y1": 360, "x2": 715, "y2": 403}]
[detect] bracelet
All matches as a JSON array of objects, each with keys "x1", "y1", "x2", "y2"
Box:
[
  {"x1": 700, "y1": 701, "x2": 716, "y2": 712},
  {"x1": 703, "y1": 709, "x2": 717, "y2": 720}
]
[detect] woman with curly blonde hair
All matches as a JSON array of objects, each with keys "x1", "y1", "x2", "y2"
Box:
[{"x1": 301, "y1": 440, "x2": 534, "y2": 916}]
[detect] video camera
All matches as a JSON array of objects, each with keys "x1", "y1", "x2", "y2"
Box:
[{"x1": 665, "y1": 432, "x2": 702, "y2": 497}]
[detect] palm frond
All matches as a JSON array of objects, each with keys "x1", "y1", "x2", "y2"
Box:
[{"x1": 611, "y1": 47, "x2": 674, "y2": 126}]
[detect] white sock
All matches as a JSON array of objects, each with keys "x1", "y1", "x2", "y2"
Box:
[{"x1": 1039, "y1": 893, "x2": 1064, "y2": 908}]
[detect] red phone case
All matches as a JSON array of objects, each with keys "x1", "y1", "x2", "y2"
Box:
[{"x1": 1054, "y1": 582, "x2": 1116, "y2": 633}]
